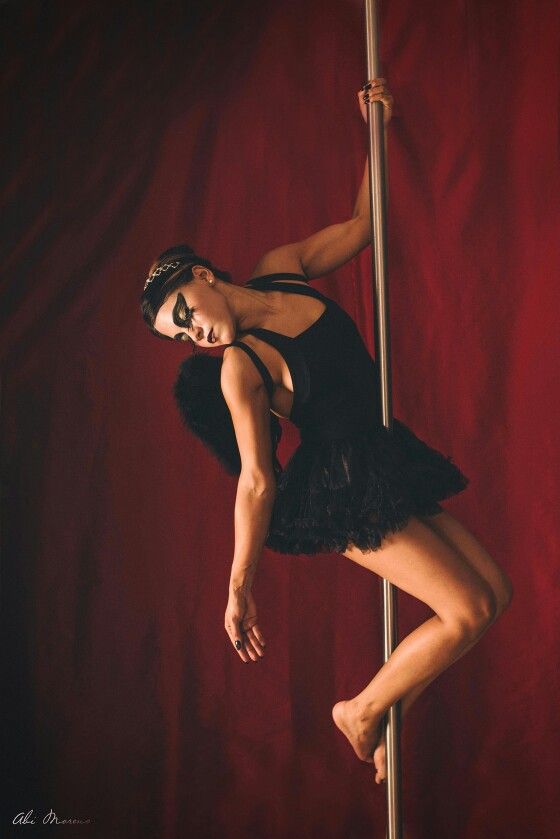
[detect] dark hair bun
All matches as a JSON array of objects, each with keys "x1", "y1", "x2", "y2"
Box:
[
  {"x1": 157, "y1": 244, "x2": 197, "y2": 262},
  {"x1": 173, "y1": 354, "x2": 283, "y2": 477}
]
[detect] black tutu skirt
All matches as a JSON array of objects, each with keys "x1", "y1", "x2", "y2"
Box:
[{"x1": 265, "y1": 418, "x2": 470, "y2": 555}]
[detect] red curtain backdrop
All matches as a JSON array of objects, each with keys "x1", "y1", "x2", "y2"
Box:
[{"x1": 2, "y1": 1, "x2": 559, "y2": 836}]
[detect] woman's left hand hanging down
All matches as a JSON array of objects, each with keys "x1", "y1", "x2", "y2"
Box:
[{"x1": 225, "y1": 587, "x2": 266, "y2": 663}]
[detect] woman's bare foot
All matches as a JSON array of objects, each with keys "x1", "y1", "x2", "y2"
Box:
[{"x1": 331, "y1": 699, "x2": 383, "y2": 764}]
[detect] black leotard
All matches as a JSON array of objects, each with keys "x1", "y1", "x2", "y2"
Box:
[
  {"x1": 227, "y1": 273, "x2": 382, "y2": 440},
  {"x1": 225, "y1": 273, "x2": 469, "y2": 555}
]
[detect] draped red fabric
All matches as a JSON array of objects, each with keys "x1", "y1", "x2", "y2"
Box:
[{"x1": 2, "y1": 1, "x2": 558, "y2": 836}]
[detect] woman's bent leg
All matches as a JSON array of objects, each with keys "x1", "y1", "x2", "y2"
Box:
[
  {"x1": 384, "y1": 511, "x2": 513, "y2": 721},
  {"x1": 332, "y1": 515, "x2": 499, "y2": 768},
  {"x1": 369, "y1": 510, "x2": 513, "y2": 780}
]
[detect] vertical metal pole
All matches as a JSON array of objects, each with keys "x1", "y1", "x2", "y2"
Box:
[{"x1": 363, "y1": 2, "x2": 403, "y2": 837}]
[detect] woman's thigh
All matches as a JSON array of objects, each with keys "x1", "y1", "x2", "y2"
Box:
[
  {"x1": 418, "y1": 509, "x2": 513, "y2": 609},
  {"x1": 341, "y1": 515, "x2": 497, "y2": 626}
]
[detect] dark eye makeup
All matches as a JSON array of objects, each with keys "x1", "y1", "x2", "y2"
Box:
[{"x1": 172, "y1": 292, "x2": 196, "y2": 342}]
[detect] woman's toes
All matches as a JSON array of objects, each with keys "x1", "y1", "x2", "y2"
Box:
[{"x1": 373, "y1": 734, "x2": 386, "y2": 781}]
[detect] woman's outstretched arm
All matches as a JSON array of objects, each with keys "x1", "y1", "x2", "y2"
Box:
[{"x1": 221, "y1": 346, "x2": 275, "y2": 662}]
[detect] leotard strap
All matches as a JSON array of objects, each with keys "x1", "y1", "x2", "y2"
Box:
[
  {"x1": 245, "y1": 273, "x2": 310, "y2": 288},
  {"x1": 226, "y1": 341, "x2": 275, "y2": 399}
]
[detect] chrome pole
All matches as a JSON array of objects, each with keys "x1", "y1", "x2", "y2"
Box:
[{"x1": 363, "y1": 2, "x2": 403, "y2": 836}]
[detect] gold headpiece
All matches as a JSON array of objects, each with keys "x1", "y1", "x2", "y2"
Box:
[{"x1": 143, "y1": 260, "x2": 186, "y2": 291}]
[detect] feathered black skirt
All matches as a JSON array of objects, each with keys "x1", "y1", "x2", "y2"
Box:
[{"x1": 265, "y1": 418, "x2": 469, "y2": 555}]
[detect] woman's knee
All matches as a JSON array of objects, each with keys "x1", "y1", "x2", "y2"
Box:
[{"x1": 445, "y1": 582, "x2": 498, "y2": 641}]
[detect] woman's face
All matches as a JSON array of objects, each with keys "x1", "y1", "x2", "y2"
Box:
[{"x1": 153, "y1": 268, "x2": 233, "y2": 348}]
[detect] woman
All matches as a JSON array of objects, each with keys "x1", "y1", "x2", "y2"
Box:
[{"x1": 140, "y1": 79, "x2": 513, "y2": 784}]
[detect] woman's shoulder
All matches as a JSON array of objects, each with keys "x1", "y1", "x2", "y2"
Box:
[{"x1": 221, "y1": 336, "x2": 275, "y2": 396}]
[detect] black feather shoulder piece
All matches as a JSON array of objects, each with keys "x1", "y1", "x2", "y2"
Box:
[{"x1": 173, "y1": 354, "x2": 283, "y2": 477}]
